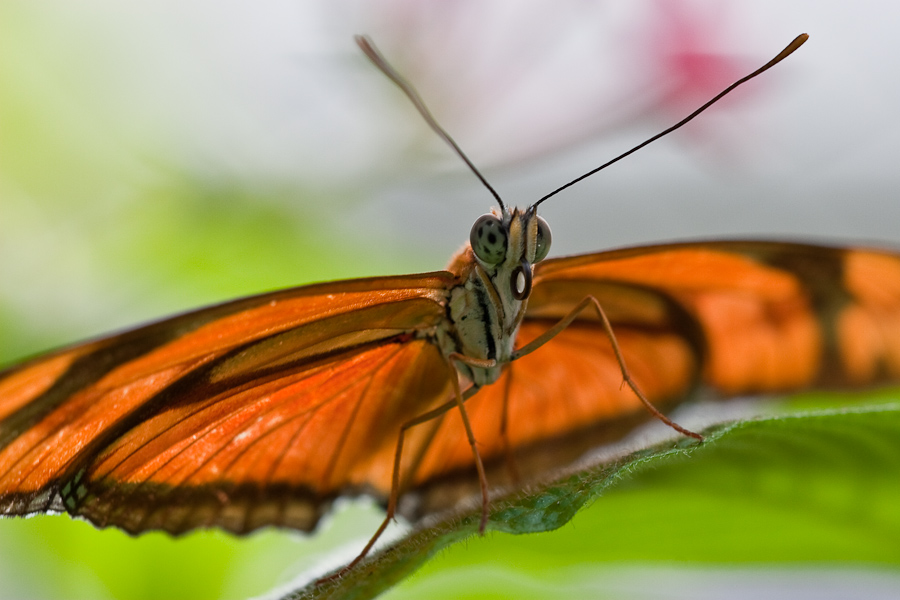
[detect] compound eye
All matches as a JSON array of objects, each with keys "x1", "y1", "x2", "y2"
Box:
[
  {"x1": 533, "y1": 216, "x2": 552, "y2": 262},
  {"x1": 470, "y1": 214, "x2": 507, "y2": 265}
]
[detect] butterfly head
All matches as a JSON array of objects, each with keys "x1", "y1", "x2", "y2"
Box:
[{"x1": 469, "y1": 207, "x2": 552, "y2": 300}]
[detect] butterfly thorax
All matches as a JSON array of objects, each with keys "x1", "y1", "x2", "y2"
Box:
[{"x1": 434, "y1": 207, "x2": 551, "y2": 387}]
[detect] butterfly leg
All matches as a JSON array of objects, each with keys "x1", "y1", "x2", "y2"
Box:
[
  {"x1": 393, "y1": 353, "x2": 496, "y2": 533},
  {"x1": 323, "y1": 401, "x2": 458, "y2": 583},
  {"x1": 316, "y1": 397, "x2": 463, "y2": 584},
  {"x1": 499, "y1": 370, "x2": 521, "y2": 483},
  {"x1": 384, "y1": 352, "x2": 495, "y2": 538},
  {"x1": 318, "y1": 357, "x2": 490, "y2": 582},
  {"x1": 511, "y1": 295, "x2": 703, "y2": 441},
  {"x1": 446, "y1": 352, "x2": 496, "y2": 534}
]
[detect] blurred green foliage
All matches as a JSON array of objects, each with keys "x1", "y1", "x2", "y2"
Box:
[{"x1": 304, "y1": 403, "x2": 900, "y2": 600}]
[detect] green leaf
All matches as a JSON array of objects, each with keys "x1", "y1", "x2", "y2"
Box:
[{"x1": 291, "y1": 400, "x2": 900, "y2": 600}]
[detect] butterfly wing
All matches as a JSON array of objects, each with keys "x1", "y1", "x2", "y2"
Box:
[
  {"x1": 529, "y1": 241, "x2": 900, "y2": 390},
  {"x1": 5, "y1": 242, "x2": 898, "y2": 530},
  {"x1": 0, "y1": 272, "x2": 457, "y2": 534},
  {"x1": 405, "y1": 241, "x2": 900, "y2": 515}
]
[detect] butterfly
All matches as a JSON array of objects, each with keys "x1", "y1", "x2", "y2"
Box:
[{"x1": 1, "y1": 32, "x2": 898, "y2": 582}]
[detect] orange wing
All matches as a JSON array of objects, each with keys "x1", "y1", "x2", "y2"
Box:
[
  {"x1": 0, "y1": 273, "x2": 457, "y2": 533},
  {"x1": 404, "y1": 241, "x2": 900, "y2": 516},
  {"x1": 530, "y1": 241, "x2": 900, "y2": 390},
  {"x1": 4, "y1": 242, "x2": 900, "y2": 531}
]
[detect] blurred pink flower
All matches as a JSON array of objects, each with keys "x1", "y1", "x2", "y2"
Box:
[{"x1": 346, "y1": 1, "x2": 769, "y2": 169}]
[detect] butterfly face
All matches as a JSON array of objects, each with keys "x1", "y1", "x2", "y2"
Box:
[{"x1": 438, "y1": 207, "x2": 552, "y2": 387}]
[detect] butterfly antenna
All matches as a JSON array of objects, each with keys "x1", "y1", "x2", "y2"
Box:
[
  {"x1": 532, "y1": 33, "x2": 809, "y2": 209},
  {"x1": 356, "y1": 35, "x2": 506, "y2": 212}
]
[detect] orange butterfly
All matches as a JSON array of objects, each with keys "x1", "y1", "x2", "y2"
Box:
[{"x1": 1, "y1": 33, "x2": 897, "y2": 581}]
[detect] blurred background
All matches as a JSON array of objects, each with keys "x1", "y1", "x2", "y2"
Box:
[{"x1": 1, "y1": 0, "x2": 899, "y2": 598}]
